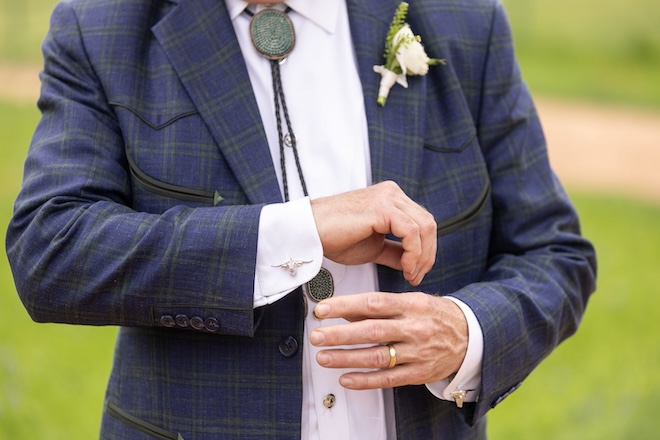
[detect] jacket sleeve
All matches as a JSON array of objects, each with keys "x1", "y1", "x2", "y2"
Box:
[
  {"x1": 449, "y1": 1, "x2": 597, "y2": 423},
  {"x1": 5, "y1": 1, "x2": 262, "y2": 337}
]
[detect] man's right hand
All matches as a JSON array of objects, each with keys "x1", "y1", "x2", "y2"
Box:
[{"x1": 310, "y1": 181, "x2": 437, "y2": 286}]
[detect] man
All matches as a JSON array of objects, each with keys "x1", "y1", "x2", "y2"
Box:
[{"x1": 6, "y1": 0, "x2": 596, "y2": 438}]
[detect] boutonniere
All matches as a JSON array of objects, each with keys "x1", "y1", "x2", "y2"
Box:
[{"x1": 373, "y1": 2, "x2": 445, "y2": 106}]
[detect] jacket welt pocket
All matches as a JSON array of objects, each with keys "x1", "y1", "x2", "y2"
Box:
[
  {"x1": 105, "y1": 400, "x2": 183, "y2": 440},
  {"x1": 125, "y1": 152, "x2": 223, "y2": 205},
  {"x1": 436, "y1": 177, "x2": 491, "y2": 237}
]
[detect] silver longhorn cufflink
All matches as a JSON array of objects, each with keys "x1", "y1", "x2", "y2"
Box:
[{"x1": 272, "y1": 258, "x2": 313, "y2": 276}]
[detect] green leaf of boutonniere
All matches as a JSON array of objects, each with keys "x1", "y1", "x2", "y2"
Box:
[{"x1": 373, "y1": 2, "x2": 446, "y2": 106}]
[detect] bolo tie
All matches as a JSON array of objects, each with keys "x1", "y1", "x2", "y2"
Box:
[{"x1": 246, "y1": 7, "x2": 333, "y2": 302}]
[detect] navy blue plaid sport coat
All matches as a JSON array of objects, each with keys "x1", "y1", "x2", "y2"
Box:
[{"x1": 6, "y1": 0, "x2": 596, "y2": 438}]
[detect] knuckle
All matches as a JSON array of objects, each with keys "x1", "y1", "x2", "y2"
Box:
[
  {"x1": 407, "y1": 291, "x2": 428, "y2": 305},
  {"x1": 417, "y1": 346, "x2": 437, "y2": 364},
  {"x1": 407, "y1": 221, "x2": 421, "y2": 236},
  {"x1": 366, "y1": 321, "x2": 385, "y2": 342},
  {"x1": 380, "y1": 180, "x2": 399, "y2": 192},
  {"x1": 365, "y1": 292, "x2": 383, "y2": 314},
  {"x1": 372, "y1": 346, "x2": 389, "y2": 368},
  {"x1": 415, "y1": 321, "x2": 435, "y2": 340},
  {"x1": 414, "y1": 365, "x2": 433, "y2": 384},
  {"x1": 379, "y1": 181, "x2": 403, "y2": 199},
  {"x1": 380, "y1": 374, "x2": 396, "y2": 389},
  {"x1": 423, "y1": 216, "x2": 437, "y2": 234}
]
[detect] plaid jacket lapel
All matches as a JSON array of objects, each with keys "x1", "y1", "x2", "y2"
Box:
[
  {"x1": 152, "y1": 0, "x2": 426, "y2": 203},
  {"x1": 152, "y1": 0, "x2": 282, "y2": 205},
  {"x1": 347, "y1": 0, "x2": 427, "y2": 198}
]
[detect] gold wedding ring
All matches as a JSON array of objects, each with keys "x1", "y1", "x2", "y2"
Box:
[{"x1": 387, "y1": 344, "x2": 397, "y2": 368}]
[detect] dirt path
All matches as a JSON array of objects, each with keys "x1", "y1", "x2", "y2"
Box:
[
  {"x1": 2, "y1": 63, "x2": 659, "y2": 204},
  {"x1": 539, "y1": 98, "x2": 660, "y2": 204},
  {"x1": 0, "y1": 64, "x2": 41, "y2": 104}
]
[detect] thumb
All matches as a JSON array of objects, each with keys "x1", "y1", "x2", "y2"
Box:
[{"x1": 373, "y1": 239, "x2": 404, "y2": 271}]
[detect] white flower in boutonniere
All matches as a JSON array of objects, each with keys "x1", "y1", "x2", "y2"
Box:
[{"x1": 373, "y1": 2, "x2": 445, "y2": 106}]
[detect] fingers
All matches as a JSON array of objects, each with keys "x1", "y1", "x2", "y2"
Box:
[
  {"x1": 310, "y1": 318, "x2": 393, "y2": 347},
  {"x1": 313, "y1": 291, "x2": 401, "y2": 322},
  {"x1": 310, "y1": 293, "x2": 469, "y2": 388},
  {"x1": 310, "y1": 181, "x2": 437, "y2": 286},
  {"x1": 316, "y1": 344, "x2": 394, "y2": 370},
  {"x1": 317, "y1": 344, "x2": 423, "y2": 390},
  {"x1": 372, "y1": 239, "x2": 404, "y2": 272},
  {"x1": 338, "y1": 365, "x2": 422, "y2": 390},
  {"x1": 381, "y1": 206, "x2": 425, "y2": 284},
  {"x1": 372, "y1": 182, "x2": 436, "y2": 285},
  {"x1": 316, "y1": 343, "x2": 420, "y2": 370},
  {"x1": 310, "y1": 293, "x2": 411, "y2": 348},
  {"x1": 314, "y1": 340, "x2": 432, "y2": 390}
]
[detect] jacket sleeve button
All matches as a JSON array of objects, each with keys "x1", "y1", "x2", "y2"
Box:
[
  {"x1": 160, "y1": 315, "x2": 176, "y2": 328},
  {"x1": 204, "y1": 317, "x2": 220, "y2": 333},
  {"x1": 190, "y1": 316, "x2": 205, "y2": 330},
  {"x1": 278, "y1": 336, "x2": 299, "y2": 357},
  {"x1": 175, "y1": 314, "x2": 190, "y2": 328}
]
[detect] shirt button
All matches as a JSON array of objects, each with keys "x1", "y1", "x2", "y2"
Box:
[
  {"x1": 175, "y1": 314, "x2": 189, "y2": 328},
  {"x1": 323, "y1": 394, "x2": 336, "y2": 409},
  {"x1": 160, "y1": 315, "x2": 176, "y2": 328},
  {"x1": 278, "y1": 336, "x2": 299, "y2": 357},
  {"x1": 190, "y1": 316, "x2": 205, "y2": 331}
]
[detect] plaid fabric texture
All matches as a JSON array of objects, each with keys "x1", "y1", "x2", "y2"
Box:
[{"x1": 6, "y1": 0, "x2": 596, "y2": 438}]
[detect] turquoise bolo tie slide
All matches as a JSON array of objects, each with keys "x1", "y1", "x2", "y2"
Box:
[
  {"x1": 249, "y1": 8, "x2": 333, "y2": 303},
  {"x1": 249, "y1": 9, "x2": 296, "y2": 61}
]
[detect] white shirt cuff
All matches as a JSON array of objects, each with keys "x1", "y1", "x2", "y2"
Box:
[
  {"x1": 253, "y1": 197, "x2": 323, "y2": 308},
  {"x1": 424, "y1": 296, "x2": 483, "y2": 404}
]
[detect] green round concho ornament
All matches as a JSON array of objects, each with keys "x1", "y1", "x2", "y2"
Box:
[
  {"x1": 249, "y1": 9, "x2": 296, "y2": 61},
  {"x1": 306, "y1": 268, "x2": 334, "y2": 302}
]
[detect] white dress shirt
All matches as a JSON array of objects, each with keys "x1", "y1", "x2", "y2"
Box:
[{"x1": 225, "y1": 1, "x2": 483, "y2": 438}]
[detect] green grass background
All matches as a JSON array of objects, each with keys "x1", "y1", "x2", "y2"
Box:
[
  {"x1": 1, "y1": 0, "x2": 660, "y2": 438},
  {"x1": 2, "y1": 0, "x2": 660, "y2": 109},
  {"x1": 503, "y1": 0, "x2": 660, "y2": 109}
]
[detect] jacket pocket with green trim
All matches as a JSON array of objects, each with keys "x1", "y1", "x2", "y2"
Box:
[
  {"x1": 105, "y1": 400, "x2": 184, "y2": 440},
  {"x1": 125, "y1": 152, "x2": 224, "y2": 206},
  {"x1": 436, "y1": 176, "x2": 491, "y2": 237}
]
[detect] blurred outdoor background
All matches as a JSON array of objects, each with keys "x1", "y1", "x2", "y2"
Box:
[{"x1": 1, "y1": 0, "x2": 659, "y2": 438}]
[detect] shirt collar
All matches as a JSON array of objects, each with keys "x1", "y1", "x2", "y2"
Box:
[{"x1": 225, "y1": 0, "x2": 338, "y2": 34}]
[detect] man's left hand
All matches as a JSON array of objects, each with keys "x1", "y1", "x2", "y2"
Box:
[{"x1": 310, "y1": 292, "x2": 468, "y2": 389}]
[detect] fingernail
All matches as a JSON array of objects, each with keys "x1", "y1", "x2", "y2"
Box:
[
  {"x1": 340, "y1": 376, "x2": 354, "y2": 388},
  {"x1": 314, "y1": 303, "x2": 330, "y2": 318},
  {"x1": 310, "y1": 330, "x2": 325, "y2": 345},
  {"x1": 317, "y1": 352, "x2": 331, "y2": 366}
]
